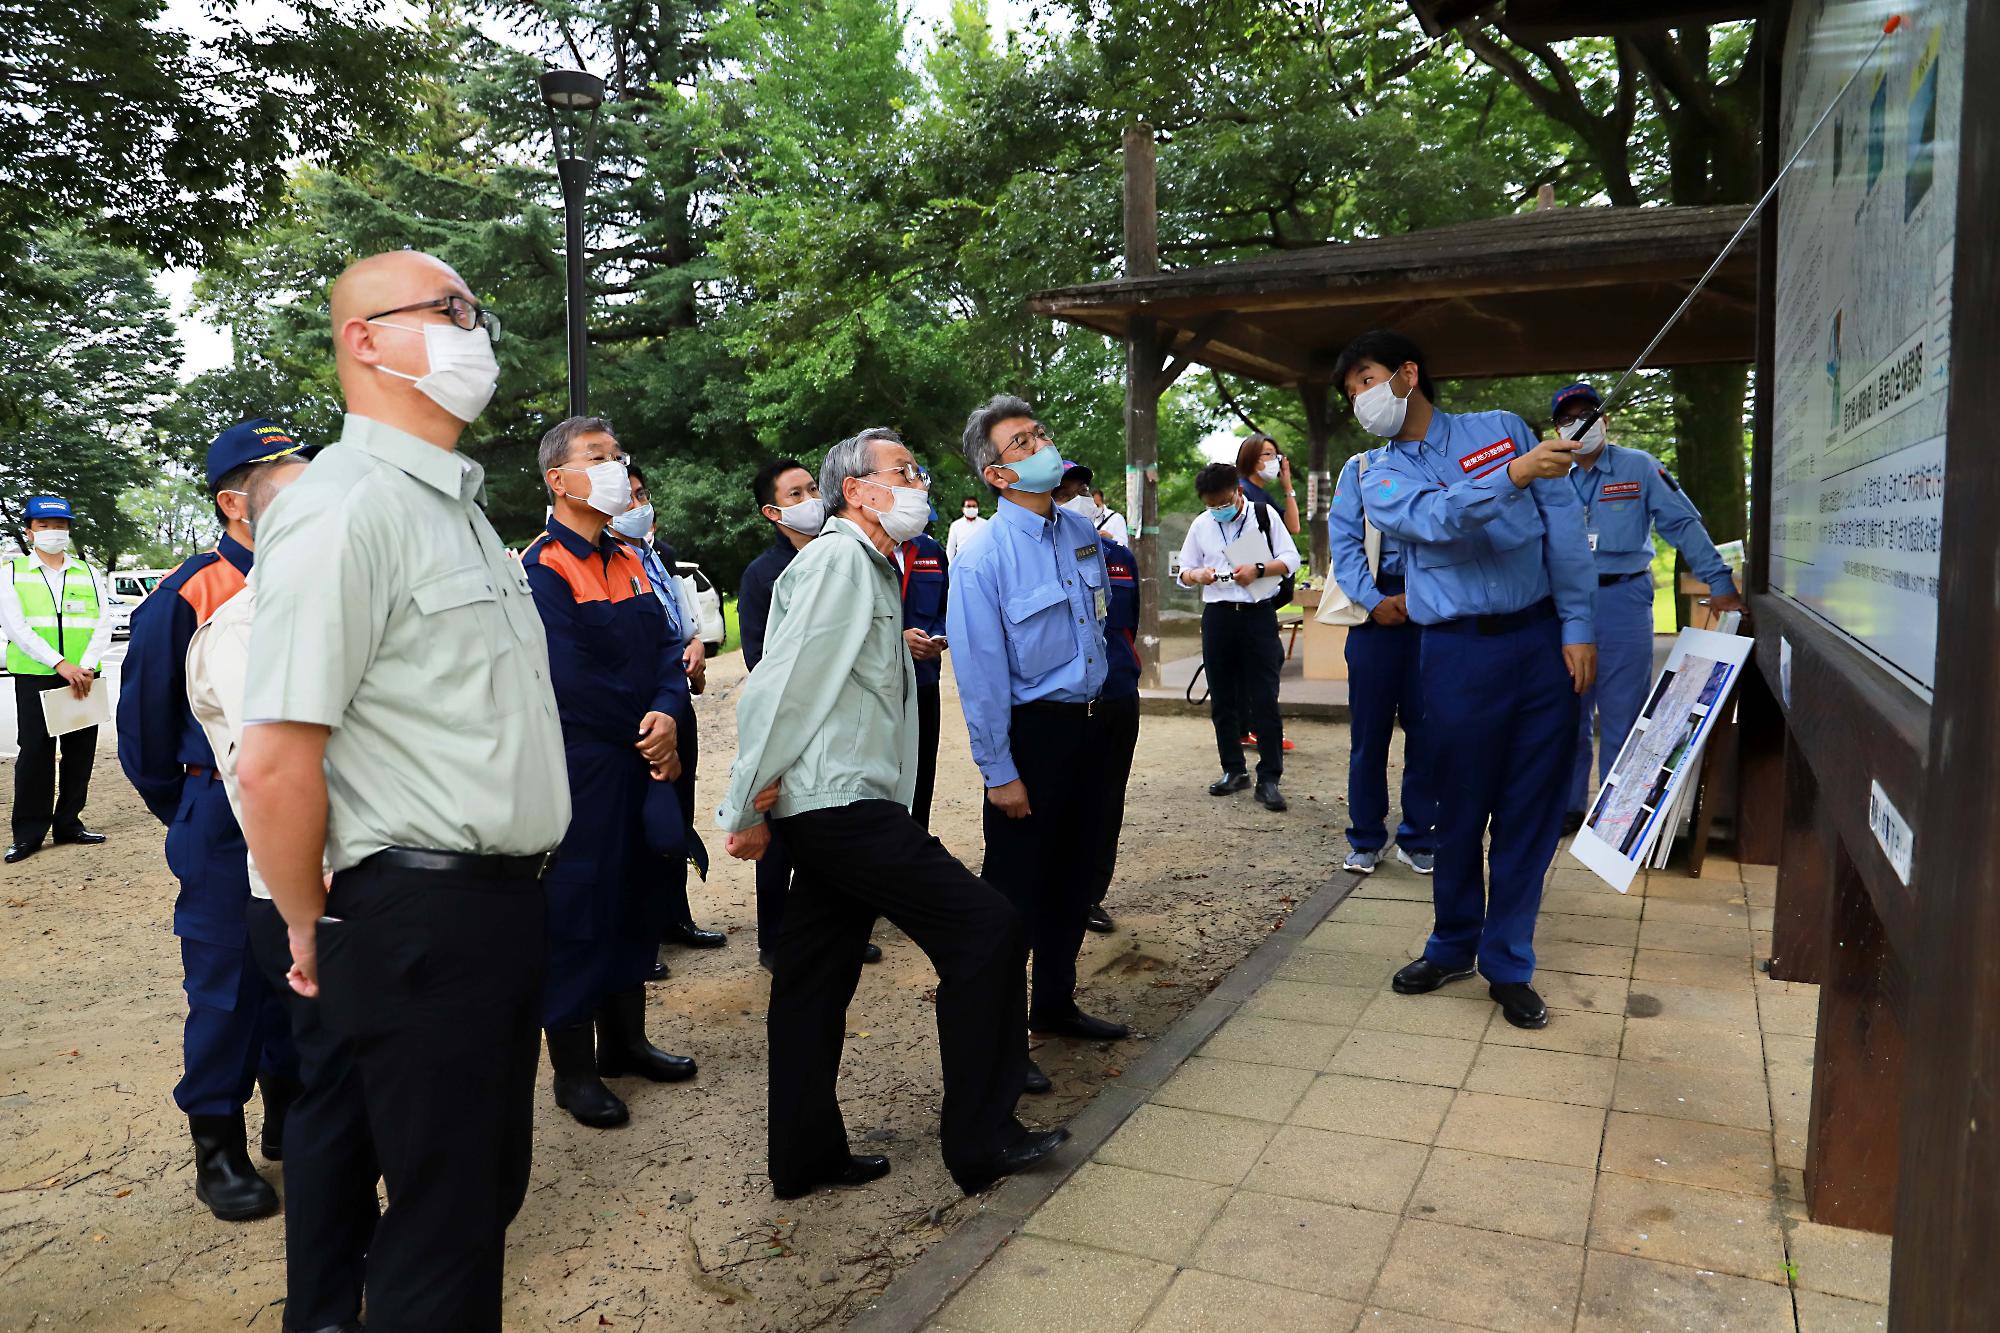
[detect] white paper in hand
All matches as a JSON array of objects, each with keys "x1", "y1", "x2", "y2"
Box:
[
  {"x1": 41, "y1": 683, "x2": 110, "y2": 737},
  {"x1": 1221, "y1": 530, "x2": 1282, "y2": 599}
]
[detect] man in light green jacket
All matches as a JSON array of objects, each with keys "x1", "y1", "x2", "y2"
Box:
[{"x1": 720, "y1": 427, "x2": 1068, "y2": 1198}]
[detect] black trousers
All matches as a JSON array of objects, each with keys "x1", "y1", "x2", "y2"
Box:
[
  {"x1": 767, "y1": 801, "x2": 1025, "y2": 1192},
  {"x1": 981, "y1": 703, "x2": 1108, "y2": 1025},
  {"x1": 11, "y1": 674, "x2": 94, "y2": 845},
  {"x1": 316, "y1": 854, "x2": 546, "y2": 1333},
  {"x1": 246, "y1": 898, "x2": 380, "y2": 1332},
  {"x1": 912, "y1": 681, "x2": 941, "y2": 830},
  {"x1": 1088, "y1": 694, "x2": 1142, "y2": 907},
  {"x1": 1201, "y1": 599, "x2": 1284, "y2": 783},
  {"x1": 755, "y1": 825, "x2": 792, "y2": 951}
]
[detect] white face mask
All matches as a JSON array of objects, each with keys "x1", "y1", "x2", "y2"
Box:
[
  {"x1": 610, "y1": 502, "x2": 654, "y2": 539},
  {"x1": 31, "y1": 530, "x2": 70, "y2": 555},
  {"x1": 1258, "y1": 458, "x2": 1281, "y2": 482},
  {"x1": 1353, "y1": 374, "x2": 1413, "y2": 438},
  {"x1": 868, "y1": 483, "x2": 932, "y2": 543},
  {"x1": 772, "y1": 497, "x2": 826, "y2": 536},
  {"x1": 561, "y1": 460, "x2": 632, "y2": 517},
  {"x1": 369, "y1": 319, "x2": 500, "y2": 423},
  {"x1": 1569, "y1": 419, "x2": 1607, "y2": 455},
  {"x1": 1059, "y1": 493, "x2": 1098, "y2": 520},
  {"x1": 962, "y1": 506, "x2": 979, "y2": 520}
]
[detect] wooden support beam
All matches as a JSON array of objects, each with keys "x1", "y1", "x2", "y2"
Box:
[
  {"x1": 1122, "y1": 123, "x2": 1164, "y2": 688},
  {"x1": 1299, "y1": 382, "x2": 1334, "y2": 577},
  {"x1": 1734, "y1": 664, "x2": 1784, "y2": 866},
  {"x1": 1768, "y1": 732, "x2": 1830, "y2": 983}
]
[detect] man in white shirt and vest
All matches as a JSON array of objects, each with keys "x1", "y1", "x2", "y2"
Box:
[{"x1": 3, "y1": 494, "x2": 111, "y2": 863}]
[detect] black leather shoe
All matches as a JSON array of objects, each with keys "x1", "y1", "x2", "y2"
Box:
[
  {"x1": 4, "y1": 843, "x2": 38, "y2": 864},
  {"x1": 257, "y1": 1073, "x2": 301, "y2": 1162},
  {"x1": 189, "y1": 1112, "x2": 279, "y2": 1220},
  {"x1": 547, "y1": 1025, "x2": 629, "y2": 1128},
  {"x1": 595, "y1": 987, "x2": 697, "y2": 1083},
  {"x1": 52, "y1": 829, "x2": 106, "y2": 846},
  {"x1": 955, "y1": 1128, "x2": 1071, "y2": 1194},
  {"x1": 1491, "y1": 981, "x2": 1549, "y2": 1030},
  {"x1": 1254, "y1": 781, "x2": 1287, "y2": 812},
  {"x1": 1031, "y1": 1010, "x2": 1129, "y2": 1041},
  {"x1": 645, "y1": 960, "x2": 670, "y2": 982},
  {"x1": 772, "y1": 1153, "x2": 892, "y2": 1201},
  {"x1": 862, "y1": 942, "x2": 883, "y2": 964},
  {"x1": 1392, "y1": 957, "x2": 1476, "y2": 995},
  {"x1": 1084, "y1": 904, "x2": 1114, "y2": 934},
  {"x1": 665, "y1": 922, "x2": 727, "y2": 949},
  {"x1": 1561, "y1": 811, "x2": 1585, "y2": 836},
  {"x1": 1022, "y1": 1059, "x2": 1051, "y2": 1095},
  {"x1": 1208, "y1": 771, "x2": 1251, "y2": 796}
]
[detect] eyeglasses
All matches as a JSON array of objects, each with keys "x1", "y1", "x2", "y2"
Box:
[
  {"x1": 864, "y1": 463, "x2": 932, "y2": 489},
  {"x1": 1000, "y1": 424, "x2": 1051, "y2": 457},
  {"x1": 365, "y1": 294, "x2": 502, "y2": 340}
]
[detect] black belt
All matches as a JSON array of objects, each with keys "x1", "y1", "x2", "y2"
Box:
[
  {"x1": 1598, "y1": 571, "x2": 1648, "y2": 588},
  {"x1": 362, "y1": 847, "x2": 552, "y2": 881},
  {"x1": 1205, "y1": 595, "x2": 1282, "y2": 612},
  {"x1": 1016, "y1": 698, "x2": 1104, "y2": 718},
  {"x1": 1428, "y1": 597, "x2": 1558, "y2": 637}
]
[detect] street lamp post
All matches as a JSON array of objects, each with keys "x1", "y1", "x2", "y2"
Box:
[{"x1": 539, "y1": 67, "x2": 606, "y2": 418}]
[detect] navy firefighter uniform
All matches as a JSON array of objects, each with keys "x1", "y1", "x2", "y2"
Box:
[
  {"x1": 897, "y1": 531, "x2": 950, "y2": 829},
  {"x1": 115, "y1": 425, "x2": 304, "y2": 1186},
  {"x1": 625, "y1": 532, "x2": 713, "y2": 938},
  {"x1": 1089, "y1": 528, "x2": 1142, "y2": 912},
  {"x1": 1553, "y1": 384, "x2": 1737, "y2": 817},
  {"x1": 523, "y1": 518, "x2": 697, "y2": 1126},
  {"x1": 1330, "y1": 450, "x2": 1437, "y2": 863},
  {"x1": 1360, "y1": 408, "x2": 1594, "y2": 986}
]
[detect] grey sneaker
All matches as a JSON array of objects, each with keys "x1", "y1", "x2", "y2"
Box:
[
  {"x1": 1394, "y1": 846, "x2": 1435, "y2": 875},
  {"x1": 1343, "y1": 849, "x2": 1380, "y2": 875}
]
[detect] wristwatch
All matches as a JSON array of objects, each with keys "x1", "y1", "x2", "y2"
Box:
[{"x1": 1255, "y1": 561, "x2": 1267, "y2": 578}]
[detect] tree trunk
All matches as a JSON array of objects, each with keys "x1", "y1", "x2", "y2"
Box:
[{"x1": 1669, "y1": 360, "x2": 1749, "y2": 627}]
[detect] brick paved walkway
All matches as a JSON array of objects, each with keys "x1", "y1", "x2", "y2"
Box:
[{"x1": 919, "y1": 857, "x2": 1890, "y2": 1333}]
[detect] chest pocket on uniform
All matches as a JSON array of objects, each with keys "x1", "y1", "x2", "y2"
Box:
[
  {"x1": 1003, "y1": 581, "x2": 1075, "y2": 680},
  {"x1": 907, "y1": 574, "x2": 945, "y2": 623},
  {"x1": 410, "y1": 565, "x2": 510, "y2": 715},
  {"x1": 1591, "y1": 487, "x2": 1650, "y2": 554}
]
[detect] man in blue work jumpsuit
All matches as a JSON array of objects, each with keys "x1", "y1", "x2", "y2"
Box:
[
  {"x1": 951, "y1": 395, "x2": 1126, "y2": 1099},
  {"x1": 523, "y1": 417, "x2": 698, "y2": 1129},
  {"x1": 1056, "y1": 462, "x2": 1140, "y2": 936},
  {"x1": 1551, "y1": 382, "x2": 1744, "y2": 832},
  {"x1": 1329, "y1": 447, "x2": 1438, "y2": 877},
  {"x1": 1333, "y1": 333, "x2": 1596, "y2": 1031},
  {"x1": 896, "y1": 510, "x2": 951, "y2": 829},
  {"x1": 117, "y1": 419, "x2": 309, "y2": 1220}
]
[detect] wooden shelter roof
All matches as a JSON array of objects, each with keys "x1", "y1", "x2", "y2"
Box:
[{"x1": 1029, "y1": 204, "x2": 1757, "y2": 388}]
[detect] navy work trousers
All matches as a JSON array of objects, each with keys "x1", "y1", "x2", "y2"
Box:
[{"x1": 1343, "y1": 612, "x2": 1437, "y2": 856}]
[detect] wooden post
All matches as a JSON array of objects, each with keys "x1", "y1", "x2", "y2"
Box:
[
  {"x1": 1299, "y1": 381, "x2": 1333, "y2": 577},
  {"x1": 1768, "y1": 733, "x2": 1830, "y2": 983},
  {"x1": 1123, "y1": 123, "x2": 1164, "y2": 688}
]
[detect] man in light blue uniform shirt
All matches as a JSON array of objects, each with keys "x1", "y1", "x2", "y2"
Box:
[
  {"x1": 1329, "y1": 447, "x2": 1436, "y2": 877},
  {"x1": 1333, "y1": 331, "x2": 1596, "y2": 1031},
  {"x1": 1551, "y1": 382, "x2": 1743, "y2": 831},
  {"x1": 949, "y1": 394, "x2": 1126, "y2": 1092}
]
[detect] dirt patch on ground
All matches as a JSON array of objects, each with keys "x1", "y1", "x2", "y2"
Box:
[{"x1": 0, "y1": 650, "x2": 1360, "y2": 1332}]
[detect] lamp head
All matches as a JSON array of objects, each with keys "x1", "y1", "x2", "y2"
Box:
[{"x1": 539, "y1": 68, "x2": 604, "y2": 113}]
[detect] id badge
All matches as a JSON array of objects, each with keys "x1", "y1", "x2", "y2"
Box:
[
  {"x1": 62, "y1": 599, "x2": 91, "y2": 615},
  {"x1": 1586, "y1": 532, "x2": 1599, "y2": 552},
  {"x1": 1094, "y1": 586, "x2": 1107, "y2": 620}
]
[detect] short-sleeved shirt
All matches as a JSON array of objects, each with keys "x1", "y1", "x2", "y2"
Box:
[{"x1": 244, "y1": 413, "x2": 570, "y2": 873}]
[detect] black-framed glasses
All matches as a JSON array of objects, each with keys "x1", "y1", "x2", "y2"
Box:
[
  {"x1": 365, "y1": 294, "x2": 502, "y2": 340},
  {"x1": 1000, "y1": 423, "x2": 1051, "y2": 457}
]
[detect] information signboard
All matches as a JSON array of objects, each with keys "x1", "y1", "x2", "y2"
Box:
[{"x1": 1769, "y1": 0, "x2": 1964, "y2": 698}]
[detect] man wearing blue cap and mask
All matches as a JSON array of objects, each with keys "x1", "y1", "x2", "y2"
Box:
[
  {"x1": 1551, "y1": 382, "x2": 1742, "y2": 834},
  {"x1": 950, "y1": 394, "x2": 1125, "y2": 1097},
  {"x1": 117, "y1": 418, "x2": 313, "y2": 1222},
  {"x1": 3, "y1": 493, "x2": 113, "y2": 863}
]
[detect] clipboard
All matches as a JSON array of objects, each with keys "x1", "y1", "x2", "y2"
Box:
[{"x1": 40, "y1": 682, "x2": 109, "y2": 737}]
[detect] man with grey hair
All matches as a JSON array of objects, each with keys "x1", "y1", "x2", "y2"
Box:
[
  {"x1": 947, "y1": 396, "x2": 1125, "y2": 1097},
  {"x1": 720, "y1": 427, "x2": 1066, "y2": 1198}
]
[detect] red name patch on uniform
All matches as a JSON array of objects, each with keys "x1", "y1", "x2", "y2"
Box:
[
  {"x1": 1108, "y1": 561, "x2": 1136, "y2": 581},
  {"x1": 1601, "y1": 481, "x2": 1643, "y2": 500},
  {"x1": 1459, "y1": 440, "x2": 1517, "y2": 477},
  {"x1": 910, "y1": 557, "x2": 943, "y2": 572}
]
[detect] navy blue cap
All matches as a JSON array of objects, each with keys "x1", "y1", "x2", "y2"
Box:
[
  {"x1": 206, "y1": 419, "x2": 313, "y2": 490},
  {"x1": 23, "y1": 496, "x2": 72, "y2": 521},
  {"x1": 1551, "y1": 382, "x2": 1601, "y2": 418},
  {"x1": 1061, "y1": 460, "x2": 1094, "y2": 486}
]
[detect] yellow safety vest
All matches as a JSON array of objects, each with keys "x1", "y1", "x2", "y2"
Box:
[{"x1": 7, "y1": 555, "x2": 100, "y2": 676}]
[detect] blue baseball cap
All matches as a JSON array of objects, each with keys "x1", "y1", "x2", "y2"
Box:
[
  {"x1": 1061, "y1": 460, "x2": 1094, "y2": 486},
  {"x1": 1551, "y1": 382, "x2": 1601, "y2": 419},
  {"x1": 206, "y1": 419, "x2": 314, "y2": 490},
  {"x1": 23, "y1": 496, "x2": 73, "y2": 521}
]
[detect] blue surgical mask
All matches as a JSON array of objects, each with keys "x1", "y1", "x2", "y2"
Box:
[
  {"x1": 1000, "y1": 444, "x2": 1064, "y2": 494},
  {"x1": 1208, "y1": 503, "x2": 1240, "y2": 524}
]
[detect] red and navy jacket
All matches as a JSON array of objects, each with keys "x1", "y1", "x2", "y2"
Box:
[
  {"x1": 1102, "y1": 536, "x2": 1140, "y2": 701},
  {"x1": 898, "y1": 533, "x2": 950, "y2": 689},
  {"x1": 117, "y1": 533, "x2": 252, "y2": 824},
  {"x1": 522, "y1": 518, "x2": 685, "y2": 749}
]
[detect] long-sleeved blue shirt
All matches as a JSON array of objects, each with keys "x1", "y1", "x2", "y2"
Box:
[
  {"x1": 738, "y1": 533, "x2": 800, "y2": 671},
  {"x1": 1102, "y1": 535, "x2": 1140, "y2": 700},
  {"x1": 897, "y1": 533, "x2": 949, "y2": 688},
  {"x1": 1329, "y1": 451, "x2": 1407, "y2": 612},
  {"x1": 117, "y1": 533, "x2": 253, "y2": 824},
  {"x1": 1568, "y1": 443, "x2": 1735, "y2": 593},
  {"x1": 1359, "y1": 408, "x2": 1596, "y2": 645},
  {"x1": 946, "y1": 497, "x2": 1110, "y2": 788}
]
